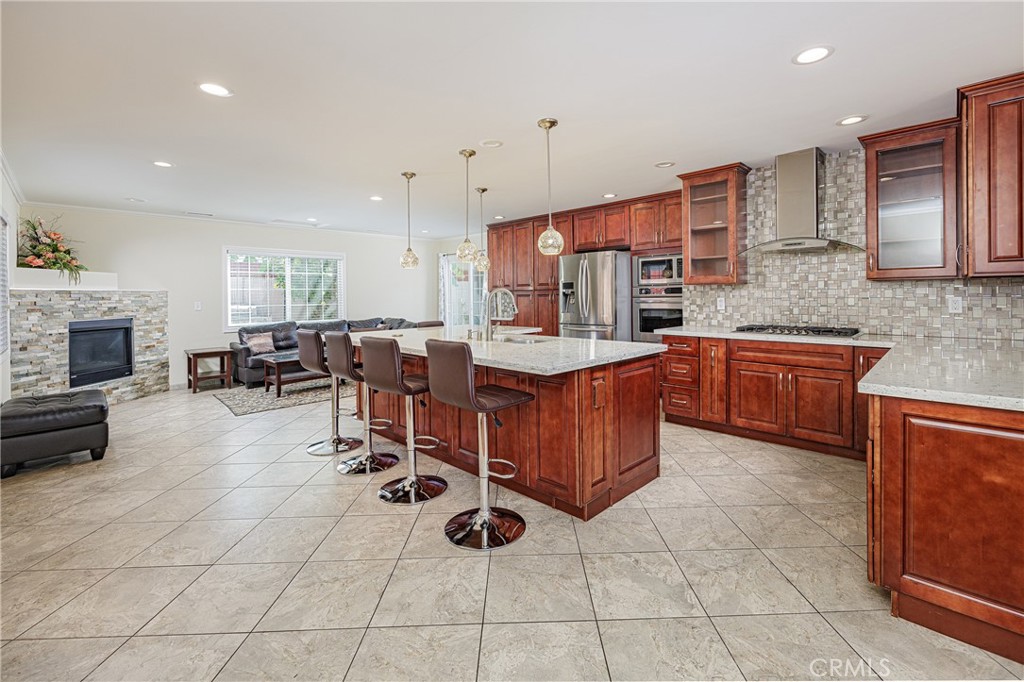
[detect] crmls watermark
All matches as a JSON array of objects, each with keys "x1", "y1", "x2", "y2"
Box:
[{"x1": 810, "y1": 657, "x2": 892, "y2": 678}]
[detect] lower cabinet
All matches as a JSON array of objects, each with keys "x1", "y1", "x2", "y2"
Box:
[
  {"x1": 872, "y1": 396, "x2": 1024, "y2": 661},
  {"x1": 535, "y1": 290, "x2": 559, "y2": 336},
  {"x1": 699, "y1": 338, "x2": 728, "y2": 423},
  {"x1": 854, "y1": 347, "x2": 890, "y2": 451},
  {"x1": 729, "y1": 361, "x2": 787, "y2": 435},
  {"x1": 526, "y1": 372, "x2": 580, "y2": 502}
]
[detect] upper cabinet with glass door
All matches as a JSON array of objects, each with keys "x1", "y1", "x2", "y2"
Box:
[
  {"x1": 680, "y1": 163, "x2": 750, "y2": 285},
  {"x1": 860, "y1": 118, "x2": 960, "y2": 279}
]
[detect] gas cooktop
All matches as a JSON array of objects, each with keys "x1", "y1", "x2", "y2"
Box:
[{"x1": 735, "y1": 324, "x2": 860, "y2": 337}]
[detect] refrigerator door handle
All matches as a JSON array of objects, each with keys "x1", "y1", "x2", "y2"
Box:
[
  {"x1": 582, "y1": 256, "x2": 591, "y2": 319},
  {"x1": 577, "y1": 257, "x2": 586, "y2": 320}
]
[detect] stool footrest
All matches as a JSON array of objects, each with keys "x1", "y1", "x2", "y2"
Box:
[
  {"x1": 368, "y1": 418, "x2": 392, "y2": 431},
  {"x1": 487, "y1": 458, "x2": 518, "y2": 480},
  {"x1": 413, "y1": 435, "x2": 440, "y2": 450}
]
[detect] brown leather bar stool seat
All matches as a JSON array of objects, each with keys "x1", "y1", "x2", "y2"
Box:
[
  {"x1": 425, "y1": 338, "x2": 535, "y2": 549},
  {"x1": 323, "y1": 331, "x2": 398, "y2": 475},
  {"x1": 417, "y1": 320, "x2": 444, "y2": 328},
  {"x1": 296, "y1": 329, "x2": 362, "y2": 456},
  {"x1": 361, "y1": 336, "x2": 448, "y2": 504}
]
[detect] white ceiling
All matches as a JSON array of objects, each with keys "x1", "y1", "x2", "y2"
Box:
[{"x1": 3, "y1": 2, "x2": 1022, "y2": 238}]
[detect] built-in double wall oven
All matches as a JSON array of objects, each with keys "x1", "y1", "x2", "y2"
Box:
[{"x1": 632, "y1": 254, "x2": 684, "y2": 342}]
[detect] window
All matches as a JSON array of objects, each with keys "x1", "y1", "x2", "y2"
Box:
[{"x1": 224, "y1": 248, "x2": 345, "y2": 329}]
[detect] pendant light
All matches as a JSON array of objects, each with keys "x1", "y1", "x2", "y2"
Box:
[
  {"x1": 474, "y1": 187, "x2": 490, "y2": 273},
  {"x1": 455, "y1": 149, "x2": 479, "y2": 263},
  {"x1": 536, "y1": 118, "x2": 565, "y2": 256},
  {"x1": 399, "y1": 171, "x2": 419, "y2": 269}
]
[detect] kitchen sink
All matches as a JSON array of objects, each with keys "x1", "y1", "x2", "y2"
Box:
[{"x1": 498, "y1": 336, "x2": 552, "y2": 344}]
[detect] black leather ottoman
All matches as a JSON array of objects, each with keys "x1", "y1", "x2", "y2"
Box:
[{"x1": 1, "y1": 390, "x2": 109, "y2": 478}]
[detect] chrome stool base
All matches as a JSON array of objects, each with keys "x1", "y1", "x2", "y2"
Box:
[
  {"x1": 378, "y1": 475, "x2": 448, "y2": 505},
  {"x1": 306, "y1": 436, "x2": 363, "y2": 457},
  {"x1": 445, "y1": 508, "x2": 526, "y2": 550},
  {"x1": 336, "y1": 451, "x2": 399, "y2": 475}
]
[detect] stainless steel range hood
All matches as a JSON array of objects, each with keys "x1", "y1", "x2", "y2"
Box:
[{"x1": 748, "y1": 147, "x2": 862, "y2": 253}]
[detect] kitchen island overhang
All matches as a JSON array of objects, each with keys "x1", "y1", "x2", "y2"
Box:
[{"x1": 350, "y1": 327, "x2": 667, "y2": 520}]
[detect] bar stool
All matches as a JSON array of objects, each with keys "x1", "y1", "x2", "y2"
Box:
[
  {"x1": 417, "y1": 320, "x2": 444, "y2": 328},
  {"x1": 297, "y1": 330, "x2": 361, "y2": 456},
  {"x1": 323, "y1": 331, "x2": 399, "y2": 475},
  {"x1": 361, "y1": 336, "x2": 448, "y2": 504},
  {"x1": 424, "y1": 338, "x2": 535, "y2": 549}
]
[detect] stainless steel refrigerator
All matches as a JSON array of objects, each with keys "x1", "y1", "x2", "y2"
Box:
[{"x1": 559, "y1": 250, "x2": 632, "y2": 340}]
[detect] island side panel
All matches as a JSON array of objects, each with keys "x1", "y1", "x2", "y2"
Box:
[{"x1": 879, "y1": 396, "x2": 1024, "y2": 663}]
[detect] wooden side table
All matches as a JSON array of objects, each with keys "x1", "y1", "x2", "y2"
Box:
[{"x1": 185, "y1": 348, "x2": 233, "y2": 393}]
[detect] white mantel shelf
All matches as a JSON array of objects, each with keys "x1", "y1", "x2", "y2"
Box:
[{"x1": 11, "y1": 268, "x2": 119, "y2": 290}]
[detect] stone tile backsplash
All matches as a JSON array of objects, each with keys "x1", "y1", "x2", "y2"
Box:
[{"x1": 681, "y1": 149, "x2": 1023, "y2": 341}]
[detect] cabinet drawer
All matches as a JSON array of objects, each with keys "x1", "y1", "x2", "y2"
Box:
[
  {"x1": 728, "y1": 339, "x2": 853, "y2": 371},
  {"x1": 662, "y1": 386, "x2": 699, "y2": 419},
  {"x1": 662, "y1": 356, "x2": 699, "y2": 386},
  {"x1": 662, "y1": 336, "x2": 699, "y2": 357}
]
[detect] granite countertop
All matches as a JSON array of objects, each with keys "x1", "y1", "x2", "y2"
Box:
[
  {"x1": 351, "y1": 326, "x2": 666, "y2": 376},
  {"x1": 655, "y1": 325, "x2": 1023, "y2": 412}
]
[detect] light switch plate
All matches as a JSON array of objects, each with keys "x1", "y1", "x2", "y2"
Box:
[
  {"x1": 947, "y1": 295, "x2": 963, "y2": 314},
  {"x1": 717, "y1": 297, "x2": 726, "y2": 312},
  {"x1": 194, "y1": 301, "x2": 203, "y2": 311}
]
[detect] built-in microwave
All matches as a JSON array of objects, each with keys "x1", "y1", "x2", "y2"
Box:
[{"x1": 633, "y1": 254, "x2": 685, "y2": 287}]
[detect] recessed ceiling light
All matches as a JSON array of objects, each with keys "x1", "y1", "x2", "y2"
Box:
[
  {"x1": 480, "y1": 139, "x2": 503, "y2": 148},
  {"x1": 421, "y1": 229, "x2": 430, "y2": 233},
  {"x1": 198, "y1": 82, "x2": 234, "y2": 97},
  {"x1": 153, "y1": 161, "x2": 174, "y2": 168},
  {"x1": 792, "y1": 46, "x2": 834, "y2": 65},
  {"x1": 124, "y1": 197, "x2": 146, "y2": 203},
  {"x1": 836, "y1": 115, "x2": 868, "y2": 126},
  {"x1": 603, "y1": 193, "x2": 617, "y2": 199},
  {"x1": 370, "y1": 196, "x2": 383, "y2": 201},
  {"x1": 493, "y1": 215, "x2": 505, "y2": 220},
  {"x1": 306, "y1": 217, "x2": 318, "y2": 222},
  {"x1": 654, "y1": 161, "x2": 676, "y2": 168}
]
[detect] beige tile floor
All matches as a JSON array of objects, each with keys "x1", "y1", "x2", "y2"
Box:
[{"x1": 1, "y1": 387, "x2": 1021, "y2": 681}]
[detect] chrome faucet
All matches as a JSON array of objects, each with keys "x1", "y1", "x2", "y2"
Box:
[{"x1": 484, "y1": 288, "x2": 518, "y2": 341}]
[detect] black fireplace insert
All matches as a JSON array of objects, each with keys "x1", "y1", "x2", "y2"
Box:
[{"x1": 69, "y1": 318, "x2": 134, "y2": 388}]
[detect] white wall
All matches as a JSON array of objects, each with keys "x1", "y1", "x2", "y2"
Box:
[
  {"x1": 1, "y1": 162, "x2": 21, "y2": 402},
  {"x1": 17, "y1": 204, "x2": 445, "y2": 389}
]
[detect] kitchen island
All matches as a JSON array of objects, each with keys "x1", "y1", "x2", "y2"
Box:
[{"x1": 351, "y1": 326, "x2": 667, "y2": 520}]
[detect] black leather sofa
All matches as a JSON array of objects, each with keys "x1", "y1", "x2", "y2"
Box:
[
  {"x1": 1, "y1": 390, "x2": 109, "y2": 478},
  {"x1": 230, "y1": 317, "x2": 419, "y2": 388}
]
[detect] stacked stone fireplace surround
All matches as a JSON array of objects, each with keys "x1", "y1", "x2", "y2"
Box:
[{"x1": 9, "y1": 290, "x2": 169, "y2": 404}]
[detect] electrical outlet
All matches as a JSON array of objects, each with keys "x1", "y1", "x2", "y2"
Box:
[
  {"x1": 193, "y1": 301, "x2": 203, "y2": 312},
  {"x1": 717, "y1": 297, "x2": 726, "y2": 312},
  {"x1": 947, "y1": 295, "x2": 963, "y2": 314}
]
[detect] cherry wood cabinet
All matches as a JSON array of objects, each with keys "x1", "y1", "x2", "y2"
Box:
[
  {"x1": 662, "y1": 384, "x2": 699, "y2": 420},
  {"x1": 680, "y1": 163, "x2": 750, "y2": 285},
  {"x1": 532, "y1": 215, "x2": 572, "y2": 289},
  {"x1": 659, "y1": 335, "x2": 700, "y2": 420},
  {"x1": 359, "y1": 353, "x2": 662, "y2": 520},
  {"x1": 699, "y1": 338, "x2": 728, "y2": 424},
  {"x1": 960, "y1": 72, "x2": 1024, "y2": 277},
  {"x1": 727, "y1": 340, "x2": 855, "y2": 448},
  {"x1": 872, "y1": 396, "x2": 1024, "y2": 662},
  {"x1": 860, "y1": 118, "x2": 960, "y2": 280},
  {"x1": 513, "y1": 291, "x2": 535, "y2": 328},
  {"x1": 662, "y1": 355, "x2": 698, "y2": 386},
  {"x1": 534, "y1": 290, "x2": 559, "y2": 337},
  {"x1": 629, "y1": 195, "x2": 684, "y2": 252},
  {"x1": 854, "y1": 347, "x2": 890, "y2": 452},
  {"x1": 512, "y1": 222, "x2": 535, "y2": 290},
  {"x1": 487, "y1": 226, "x2": 514, "y2": 290},
  {"x1": 662, "y1": 195, "x2": 683, "y2": 248},
  {"x1": 573, "y1": 205, "x2": 629, "y2": 252}
]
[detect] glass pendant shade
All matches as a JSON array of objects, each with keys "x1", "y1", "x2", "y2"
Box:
[
  {"x1": 400, "y1": 247, "x2": 419, "y2": 269},
  {"x1": 457, "y1": 149, "x2": 478, "y2": 263},
  {"x1": 474, "y1": 250, "x2": 491, "y2": 273},
  {"x1": 537, "y1": 224, "x2": 564, "y2": 255},
  {"x1": 399, "y1": 171, "x2": 419, "y2": 269},
  {"x1": 456, "y1": 238, "x2": 478, "y2": 263}
]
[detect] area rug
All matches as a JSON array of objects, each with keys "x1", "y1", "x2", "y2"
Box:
[{"x1": 215, "y1": 380, "x2": 358, "y2": 416}]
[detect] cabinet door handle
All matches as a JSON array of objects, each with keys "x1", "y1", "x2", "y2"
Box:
[
  {"x1": 868, "y1": 253, "x2": 875, "y2": 271},
  {"x1": 710, "y1": 346, "x2": 716, "y2": 368},
  {"x1": 789, "y1": 373, "x2": 793, "y2": 391},
  {"x1": 955, "y1": 243, "x2": 963, "y2": 269},
  {"x1": 859, "y1": 355, "x2": 864, "y2": 374},
  {"x1": 779, "y1": 372, "x2": 783, "y2": 384}
]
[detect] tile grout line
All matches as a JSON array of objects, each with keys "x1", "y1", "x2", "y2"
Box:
[{"x1": 570, "y1": 515, "x2": 612, "y2": 682}]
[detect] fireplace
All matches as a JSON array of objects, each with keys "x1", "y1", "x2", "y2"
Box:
[{"x1": 69, "y1": 318, "x2": 134, "y2": 388}]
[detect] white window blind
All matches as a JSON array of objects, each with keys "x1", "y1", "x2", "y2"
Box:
[{"x1": 224, "y1": 248, "x2": 346, "y2": 328}]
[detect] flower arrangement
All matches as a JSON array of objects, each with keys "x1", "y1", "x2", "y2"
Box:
[{"x1": 18, "y1": 216, "x2": 87, "y2": 284}]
